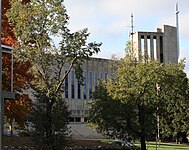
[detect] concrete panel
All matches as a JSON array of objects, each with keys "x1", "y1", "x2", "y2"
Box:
[
  {"x1": 68, "y1": 123, "x2": 105, "y2": 139},
  {"x1": 163, "y1": 25, "x2": 178, "y2": 63}
]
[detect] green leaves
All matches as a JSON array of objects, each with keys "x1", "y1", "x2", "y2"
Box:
[
  {"x1": 90, "y1": 42, "x2": 188, "y2": 148},
  {"x1": 7, "y1": 0, "x2": 101, "y2": 95},
  {"x1": 7, "y1": 0, "x2": 101, "y2": 149}
]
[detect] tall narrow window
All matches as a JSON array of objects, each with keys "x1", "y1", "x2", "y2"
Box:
[
  {"x1": 89, "y1": 72, "x2": 92, "y2": 99},
  {"x1": 160, "y1": 36, "x2": 163, "y2": 63},
  {"x1": 78, "y1": 80, "x2": 81, "y2": 99},
  {"x1": 105, "y1": 73, "x2": 108, "y2": 82},
  {"x1": 100, "y1": 73, "x2": 103, "y2": 80},
  {"x1": 94, "y1": 72, "x2": 98, "y2": 87},
  {"x1": 64, "y1": 71, "x2": 68, "y2": 98},
  {"x1": 83, "y1": 71, "x2": 87, "y2": 99},
  {"x1": 71, "y1": 70, "x2": 75, "y2": 99}
]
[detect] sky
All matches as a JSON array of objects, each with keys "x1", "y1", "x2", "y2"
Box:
[{"x1": 64, "y1": 0, "x2": 189, "y2": 75}]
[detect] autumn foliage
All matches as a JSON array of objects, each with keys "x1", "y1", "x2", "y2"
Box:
[
  {"x1": 2, "y1": 0, "x2": 30, "y2": 46},
  {"x1": 2, "y1": 0, "x2": 33, "y2": 128}
]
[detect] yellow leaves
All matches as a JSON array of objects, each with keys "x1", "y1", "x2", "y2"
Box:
[{"x1": 18, "y1": 11, "x2": 26, "y2": 19}]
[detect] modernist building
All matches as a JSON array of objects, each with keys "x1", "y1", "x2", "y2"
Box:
[
  {"x1": 65, "y1": 25, "x2": 179, "y2": 138},
  {"x1": 63, "y1": 58, "x2": 111, "y2": 122},
  {"x1": 63, "y1": 58, "x2": 111, "y2": 138},
  {"x1": 133, "y1": 25, "x2": 178, "y2": 64}
]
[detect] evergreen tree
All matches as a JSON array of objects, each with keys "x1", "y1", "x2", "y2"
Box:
[{"x1": 30, "y1": 91, "x2": 70, "y2": 149}]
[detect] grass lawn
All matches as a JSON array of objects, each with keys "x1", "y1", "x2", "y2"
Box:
[{"x1": 142, "y1": 142, "x2": 189, "y2": 150}]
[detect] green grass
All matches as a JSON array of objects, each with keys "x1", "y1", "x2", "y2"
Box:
[{"x1": 141, "y1": 142, "x2": 189, "y2": 150}]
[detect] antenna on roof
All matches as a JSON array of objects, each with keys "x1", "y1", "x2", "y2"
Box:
[
  {"x1": 129, "y1": 13, "x2": 135, "y2": 53},
  {"x1": 176, "y1": 2, "x2": 180, "y2": 59}
]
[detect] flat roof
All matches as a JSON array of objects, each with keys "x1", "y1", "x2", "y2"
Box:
[{"x1": 2, "y1": 45, "x2": 13, "y2": 54}]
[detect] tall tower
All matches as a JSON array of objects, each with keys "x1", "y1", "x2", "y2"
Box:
[
  {"x1": 130, "y1": 13, "x2": 134, "y2": 53},
  {"x1": 176, "y1": 2, "x2": 180, "y2": 59}
]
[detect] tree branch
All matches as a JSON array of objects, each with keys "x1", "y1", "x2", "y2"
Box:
[{"x1": 55, "y1": 56, "x2": 77, "y2": 93}]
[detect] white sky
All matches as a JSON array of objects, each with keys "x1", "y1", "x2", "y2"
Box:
[{"x1": 64, "y1": 0, "x2": 189, "y2": 75}]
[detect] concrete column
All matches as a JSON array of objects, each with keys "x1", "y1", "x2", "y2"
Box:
[
  {"x1": 138, "y1": 34, "x2": 142, "y2": 60},
  {"x1": 144, "y1": 34, "x2": 148, "y2": 59},
  {"x1": 150, "y1": 35, "x2": 154, "y2": 59},
  {"x1": 156, "y1": 35, "x2": 160, "y2": 61}
]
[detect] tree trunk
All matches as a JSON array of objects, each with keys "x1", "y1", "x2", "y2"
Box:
[
  {"x1": 10, "y1": 120, "x2": 13, "y2": 136},
  {"x1": 140, "y1": 132, "x2": 146, "y2": 150},
  {"x1": 138, "y1": 103, "x2": 147, "y2": 150},
  {"x1": 46, "y1": 98, "x2": 55, "y2": 150}
]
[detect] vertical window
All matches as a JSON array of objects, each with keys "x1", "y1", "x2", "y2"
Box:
[
  {"x1": 100, "y1": 73, "x2": 103, "y2": 80},
  {"x1": 78, "y1": 80, "x2": 81, "y2": 99},
  {"x1": 105, "y1": 73, "x2": 108, "y2": 82},
  {"x1": 71, "y1": 70, "x2": 75, "y2": 99},
  {"x1": 83, "y1": 71, "x2": 87, "y2": 99},
  {"x1": 64, "y1": 71, "x2": 68, "y2": 98},
  {"x1": 160, "y1": 36, "x2": 163, "y2": 63},
  {"x1": 89, "y1": 72, "x2": 92, "y2": 99},
  {"x1": 94, "y1": 72, "x2": 98, "y2": 87}
]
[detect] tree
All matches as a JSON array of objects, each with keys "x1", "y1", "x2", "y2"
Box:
[
  {"x1": 2, "y1": 0, "x2": 30, "y2": 46},
  {"x1": 30, "y1": 91, "x2": 70, "y2": 149},
  {"x1": 2, "y1": 0, "x2": 34, "y2": 133},
  {"x1": 89, "y1": 42, "x2": 188, "y2": 150},
  {"x1": 7, "y1": 0, "x2": 101, "y2": 149},
  {"x1": 88, "y1": 81, "x2": 138, "y2": 140},
  {"x1": 107, "y1": 56, "x2": 188, "y2": 150},
  {"x1": 107, "y1": 56, "x2": 165, "y2": 149},
  {"x1": 3, "y1": 59, "x2": 33, "y2": 129},
  {"x1": 159, "y1": 61, "x2": 189, "y2": 143}
]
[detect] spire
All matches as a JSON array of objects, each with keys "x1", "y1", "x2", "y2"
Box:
[
  {"x1": 176, "y1": 2, "x2": 180, "y2": 59},
  {"x1": 130, "y1": 13, "x2": 134, "y2": 53}
]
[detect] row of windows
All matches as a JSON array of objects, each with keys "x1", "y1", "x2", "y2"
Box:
[
  {"x1": 64, "y1": 71, "x2": 108, "y2": 99},
  {"x1": 68, "y1": 117, "x2": 88, "y2": 123}
]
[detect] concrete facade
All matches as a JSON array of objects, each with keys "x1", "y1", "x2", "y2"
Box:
[
  {"x1": 63, "y1": 58, "x2": 111, "y2": 138},
  {"x1": 133, "y1": 25, "x2": 178, "y2": 64}
]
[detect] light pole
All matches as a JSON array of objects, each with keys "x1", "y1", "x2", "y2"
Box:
[{"x1": 156, "y1": 84, "x2": 160, "y2": 149}]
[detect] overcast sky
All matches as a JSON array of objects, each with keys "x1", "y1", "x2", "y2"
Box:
[{"x1": 64, "y1": 0, "x2": 189, "y2": 74}]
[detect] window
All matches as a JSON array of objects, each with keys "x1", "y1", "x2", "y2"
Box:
[
  {"x1": 94, "y1": 72, "x2": 98, "y2": 87},
  {"x1": 100, "y1": 73, "x2": 103, "y2": 80},
  {"x1": 71, "y1": 71, "x2": 75, "y2": 98},
  {"x1": 64, "y1": 71, "x2": 68, "y2": 98},
  {"x1": 83, "y1": 71, "x2": 87, "y2": 99},
  {"x1": 84, "y1": 117, "x2": 88, "y2": 122},
  {"x1": 75, "y1": 117, "x2": 81, "y2": 122},
  {"x1": 69, "y1": 117, "x2": 74, "y2": 122},
  {"x1": 78, "y1": 80, "x2": 81, "y2": 99},
  {"x1": 89, "y1": 72, "x2": 92, "y2": 98},
  {"x1": 105, "y1": 73, "x2": 108, "y2": 82}
]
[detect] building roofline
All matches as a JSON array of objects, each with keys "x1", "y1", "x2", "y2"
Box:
[{"x1": 2, "y1": 44, "x2": 13, "y2": 54}]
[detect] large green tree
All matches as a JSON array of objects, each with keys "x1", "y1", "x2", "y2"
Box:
[
  {"x1": 7, "y1": 0, "x2": 101, "y2": 149},
  {"x1": 107, "y1": 58, "x2": 162, "y2": 150},
  {"x1": 107, "y1": 57, "x2": 188, "y2": 150},
  {"x1": 30, "y1": 91, "x2": 71, "y2": 149},
  {"x1": 89, "y1": 81, "x2": 138, "y2": 140},
  {"x1": 159, "y1": 61, "x2": 189, "y2": 143},
  {"x1": 89, "y1": 44, "x2": 188, "y2": 150}
]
